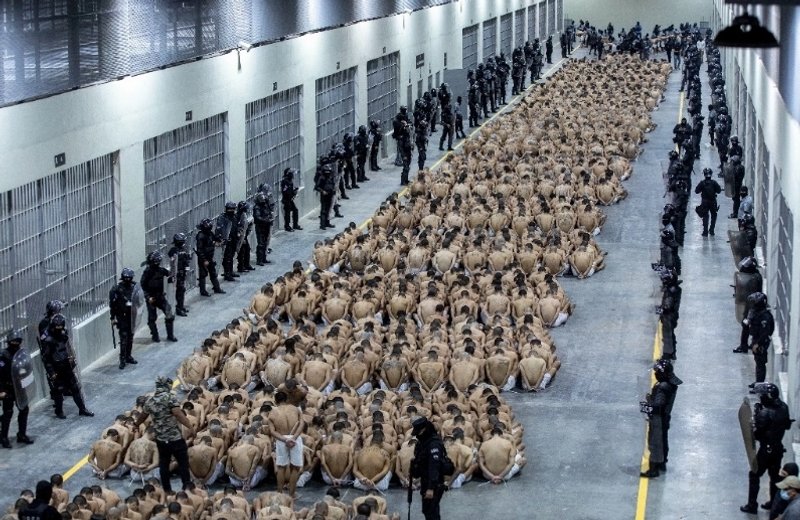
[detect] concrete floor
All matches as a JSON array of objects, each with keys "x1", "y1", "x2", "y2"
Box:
[{"x1": 0, "y1": 51, "x2": 760, "y2": 520}]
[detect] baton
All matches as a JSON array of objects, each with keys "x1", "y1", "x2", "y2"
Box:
[{"x1": 111, "y1": 323, "x2": 117, "y2": 350}]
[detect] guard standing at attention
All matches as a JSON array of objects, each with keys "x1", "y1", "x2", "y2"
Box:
[
  {"x1": 167, "y1": 234, "x2": 192, "y2": 317},
  {"x1": 640, "y1": 359, "x2": 682, "y2": 478},
  {"x1": 39, "y1": 315, "x2": 93, "y2": 418},
  {"x1": 354, "y1": 125, "x2": 370, "y2": 183},
  {"x1": 109, "y1": 267, "x2": 141, "y2": 369},
  {"x1": 140, "y1": 252, "x2": 177, "y2": 343},
  {"x1": 252, "y1": 190, "x2": 274, "y2": 266},
  {"x1": 0, "y1": 331, "x2": 34, "y2": 448},
  {"x1": 747, "y1": 292, "x2": 774, "y2": 388},
  {"x1": 38, "y1": 300, "x2": 64, "y2": 340},
  {"x1": 368, "y1": 120, "x2": 383, "y2": 172},
  {"x1": 740, "y1": 383, "x2": 792, "y2": 514},
  {"x1": 194, "y1": 219, "x2": 225, "y2": 297},
  {"x1": 280, "y1": 168, "x2": 302, "y2": 232},
  {"x1": 215, "y1": 201, "x2": 240, "y2": 280},
  {"x1": 411, "y1": 417, "x2": 452, "y2": 520}
]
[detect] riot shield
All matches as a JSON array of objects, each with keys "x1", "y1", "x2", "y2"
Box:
[
  {"x1": 738, "y1": 397, "x2": 757, "y2": 472},
  {"x1": 734, "y1": 272, "x2": 762, "y2": 323},
  {"x1": 638, "y1": 371, "x2": 654, "y2": 417},
  {"x1": 11, "y1": 347, "x2": 35, "y2": 410},
  {"x1": 728, "y1": 230, "x2": 753, "y2": 265},
  {"x1": 131, "y1": 283, "x2": 145, "y2": 331},
  {"x1": 166, "y1": 253, "x2": 178, "y2": 310},
  {"x1": 722, "y1": 162, "x2": 735, "y2": 198}
]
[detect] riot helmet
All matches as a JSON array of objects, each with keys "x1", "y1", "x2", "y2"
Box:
[
  {"x1": 440, "y1": 83, "x2": 449, "y2": 92},
  {"x1": 254, "y1": 192, "x2": 267, "y2": 205},
  {"x1": 703, "y1": 168, "x2": 713, "y2": 178},
  {"x1": 753, "y1": 382, "x2": 780, "y2": 404},
  {"x1": 237, "y1": 201, "x2": 249, "y2": 212},
  {"x1": 46, "y1": 300, "x2": 65, "y2": 316},
  {"x1": 224, "y1": 201, "x2": 237, "y2": 213},
  {"x1": 198, "y1": 218, "x2": 214, "y2": 231},
  {"x1": 731, "y1": 135, "x2": 739, "y2": 142},
  {"x1": 660, "y1": 228, "x2": 675, "y2": 241},
  {"x1": 369, "y1": 119, "x2": 380, "y2": 129},
  {"x1": 283, "y1": 167, "x2": 297, "y2": 178},
  {"x1": 740, "y1": 213, "x2": 755, "y2": 228},
  {"x1": 5, "y1": 330, "x2": 23, "y2": 348},
  {"x1": 668, "y1": 150, "x2": 678, "y2": 160},
  {"x1": 147, "y1": 251, "x2": 163, "y2": 266},
  {"x1": 737, "y1": 256, "x2": 758, "y2": 273},
  {"x1": 740, "y1": 186, "x2": 748, "y2": 196},
  {"x1": 49, "y1": 314, "x2": 67, "y2": 334},
  {"x1": 750, "y1": 291, "x2": 768, "y2": 311},
  {"x1": 399, "y1": 105, "x2": 408, "y2": 115},
  {"x1": 358, "y1": 125, "x2": 367, "y2": 135},
  {"x1": 173, "y1": 233, "x2": 186, "y2": 245},
  {"x1": 120, "y1": 268, "x2": 135, "y2": 284}
]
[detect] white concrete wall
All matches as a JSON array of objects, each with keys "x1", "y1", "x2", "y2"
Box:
[
  {"x1": 711, "y1": 1, "x2": 800, "y2": 441},
  {"x1": 0, "y1": 0, "x2": 559, "y2": 374},
  {"x1": 564, "y1": 0, "x2": 713, "y2": 32}
]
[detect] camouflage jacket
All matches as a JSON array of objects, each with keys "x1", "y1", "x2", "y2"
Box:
[{"x1": 143, "y1": 389, "x2": 182, "y2": 442}]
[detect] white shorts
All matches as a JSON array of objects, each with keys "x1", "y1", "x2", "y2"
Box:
[
  {"x1": 228, "y1": 466, "x2": 268, "y2": 489},
  {"x1": 356, "y1": 382, "x2": 373, "y2": 395},
  {"x1": 321, "y1": 470, "x2": 353, "y2": 486},
  {"x1": 274, "y1": 436, "x2": 304, "y2": 467},
  {"x1": 501, "y1": 375, "x2": 516, "y2": 392},
  {"x1": 129, "y1": 469, "x2": 154, "y2": 484},
  {"x1": 353, "y1": 471, "x2": 392, "y2": 491},
  {"x1": 94, "y1": 463, "x2": 130, "y2": 479}
]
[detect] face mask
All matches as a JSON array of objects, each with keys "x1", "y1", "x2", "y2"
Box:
[{"x1": 781, "y1": 490, "x2": 792, "y2": 501}]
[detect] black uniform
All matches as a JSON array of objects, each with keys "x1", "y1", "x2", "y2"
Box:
[
  {"x1": 354, "y1": 128, "x2": 370, "y2": 182},
  {"x1": 641, "y1": 361, "x2": 682, "y2": 478},
  {"x1": 109, "y1": 277, "x2": 139, "y2": 365},
  {"x1": 750, "y1": 307, "x2": 775, "y2": 384},
  {"x1": 397, "y1": 122, "x2": 413, "y2": 185},
  {"x1": 235, "y1": 204, "x2": 254, "y2": 273},
  {"x1": 546, "y1": 36, "x2": 554, "y2": 63},
  {"x1": 694, "y1": 176, "x2": 722, "y2": 236},
  {"x1": 314, "y1": 162, "x2": 336, "y2": 229},
  {"x1": 140, "y1": 263, "x2": 176, "y2": 342},
  {"x1": 280, "y1": 173, "x2": 301, "y2": 231},
  {"x1": 252, "y1": 192, "x2": 274, "y2": 265},
  {"x1": 415, "y1": 120, "x2": 429, "y2": 171},
  {"x1": 0, "y1": 340, "x2": 30, "y2": 446},
  {"x1": 167, "y1": 242, "x2": 192, "y2": 315},
  {"x1": 40, "y1": 325, "x2": 90, "y2": 418},
  {"x1": 729, "y1": 159, "x2": 746, "y2": 217},
  {"x1": 467, "y1": 83, "x2": 480, "y2": 127},
  {"x1": 342, "y1": 134, "x2": 358, "y2": 189},
  {"x1": 215, "y1": 208, "x2": 239, "y2": 279},
  {"x1": 368, "y1": 121, "x2": 383, "y2": 171},
  {"x1": 412, "y1": 425, "x2": 448, "y2": 520},
  {"x1": 195, "y1": 225, "x2": 223, "y2": 296},
  {"x1": 744, "y1": 394, "x2": 791, "y2": 511},
  {"x1": 438, "y1": 102, "x2": 454, "y2": 151}
]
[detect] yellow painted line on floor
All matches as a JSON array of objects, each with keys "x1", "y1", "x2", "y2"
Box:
[
  {"x1": 58, "y1": 56, "x2": 572, "y2": 486},
  {"x1": 635, "y1": 322, "x2": 663, "y2": 520},
  {"x1": 636, "y1": 71, "x2": 685, "y2": 519}
]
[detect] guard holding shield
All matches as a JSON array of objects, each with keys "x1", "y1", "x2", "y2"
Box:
[
  {"x1": 40, "y1": 314, "x2": 93, "y2": 418},
  {"x1": 0, "y1": 331, "x2": 34, "y2": 447},
  {"x1": 110, "y1": 268, "x2": 143, "y2": 369}
]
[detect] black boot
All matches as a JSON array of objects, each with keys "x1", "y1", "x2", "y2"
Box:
[
  {"x1": 284, "y1": 226, "x2": 294, "y2": 232},
  {"x1": 319, "y1": 218, "x2": 327, "y2": 230},
  {"x1": 176, "y1": 308, "x2": 188, "y2": 317},
  {"x1": 293, "y1": 224, "x2": 303, "y2": 230},
  {"x1": 213, "y1": 286, "x2": 226, "y2": 294},
  {"x1": 0, "y1": 438, "x2": 10, "y2": 449},
  {"x1": 119, "y1": 358, "x2": 126, "y2": 370},
  {"x1": 16, "y1": 434, "x2": 33, "y2": 445},
  {"x1": 125, "y1": 356, "x2": 138, "y2": 364},
  {"x1": 149, "y1": 324, "x2": 160, "y2": 343},
  {"x1": 325, "y1": 220, "x2": 335, "y2": 229},
  {"x1": 166, "y1": 320, "x2": 178, "y2": 342}
]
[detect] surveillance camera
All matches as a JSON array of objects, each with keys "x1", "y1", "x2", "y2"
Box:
[{"x1": 238, "y1": 41, "x2": 253, "y2": 52}]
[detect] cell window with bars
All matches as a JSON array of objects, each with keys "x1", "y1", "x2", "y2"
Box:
[
  {"x1": 528, "y1": 6, "x2": 536, "y2": 41},
  {"x1": 245, "y1": 86, "x2": 303, "y2": 199},
  {"x1": 367, "y1": 52, "x2": 400, "y2": 129},
  {"x1": 143, "y1": 113, "x2": 227, "y2": 282},
  {"x1": 515, "y1": 9, "x2": 526, "y2": 48},
  {"x1": 774, "y1": 190, "x2": 793, "y2": 347},
  {"x1": 462, "y1": 24, "x2": 479, "y2": 70},
  {"x1": 548, "y1": 0, "x2": 556, "y2": 34},
  {"x1": 315, "y1": 67, "x2": 357, "y2": 157},
  {"x1": 500, "y1": 14, "x2": 513, "y2": 57},
  {"x1": 0, "y1": 154, "x2": 117, "y2": 337},
  {"x1": 539, "y1": 3, "x2": 547, "y2": 39},
  {"x1": 483, "y1": 18, "x2": 497, "y2": 60}
]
